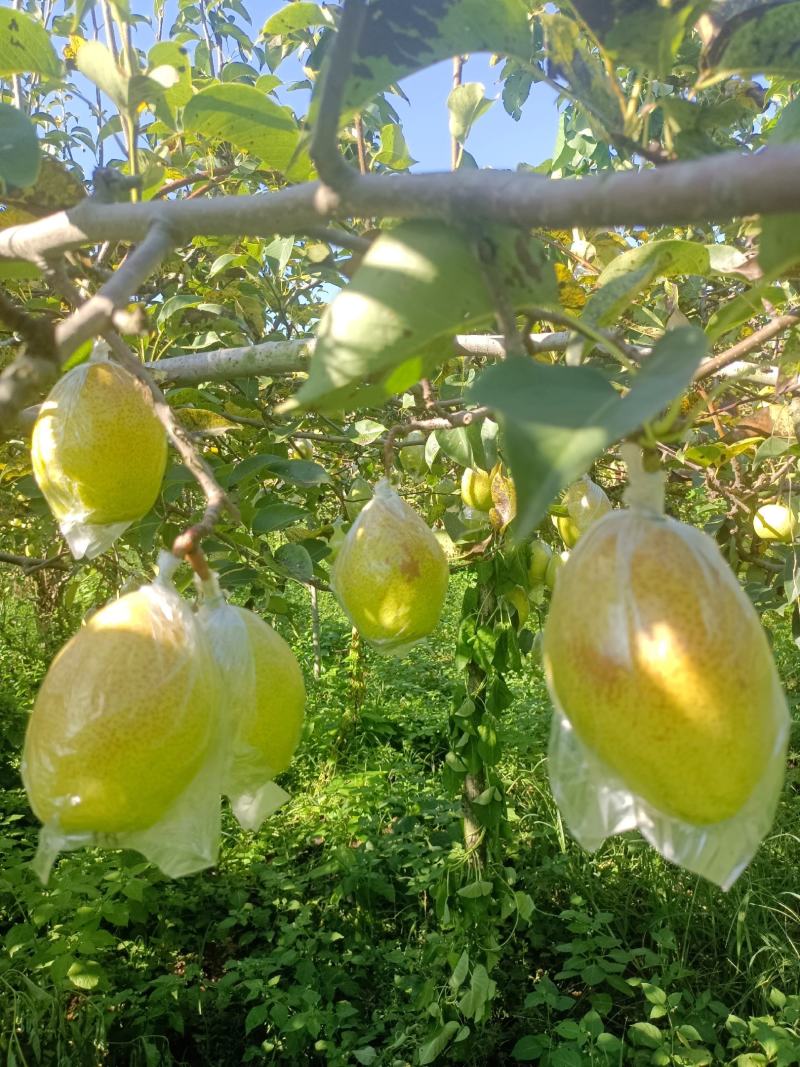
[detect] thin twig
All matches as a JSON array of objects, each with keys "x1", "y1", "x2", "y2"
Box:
[
  {"x1": 308, "y1": 0, "x2": 368, "y2": 193},
  {"x1": 52, "y1": 224, "x2": 176, "y2": 360},
  {"x1": 383, "y1": 408, "x2": 489, "y2": 474},
  {"x1": 0, "y1": 550, "x2": 69, "y2": 574},
  {"x1": 694, "y1": 311, "x2": 800, "y2": 381}
]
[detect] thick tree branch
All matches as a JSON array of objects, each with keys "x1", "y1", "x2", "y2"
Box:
[
  {"x1": 145, "y1": 339, "x2": 313, "y2": 382},
  {"x1": 2, "y1": 146, "x2": 800, "y2": 264}
]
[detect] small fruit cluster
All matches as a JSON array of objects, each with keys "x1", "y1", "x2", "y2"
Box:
[{"x1": 22, "y1": 555, "x2": 305, "y2": 882}]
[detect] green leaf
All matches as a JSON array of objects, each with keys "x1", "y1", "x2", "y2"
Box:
[
  {"x1": 287, "y1": 221, "x2": 556, "y2": 413},
  {"x1": 266, "y1": 458, "x2": 331, "y2": 486},
  {"x1": 511, "y1": 1035, "x2": 546, "y2": 1062},
  {"x1": 252, "y1": 503, "x2": 309, "y2": 533},
  {"x1": 458, "y1": 964, "x2": 492, "y2": 1022},
  {"x1": 471, "y1": 326, "x2": 708, "y2": 537},
  {"x1": 0, "y1": 105, "x2": 40, "y2": 192},
  {"x1": 457, "y1": 879, "x2": 493, "y2": 898},
  {"x1": 372, "y1": 123, "x2": 416, "y2": 170},
  {"x1": 314, "y1": 0, "x2": 532, "y2": 123},
  {"x1": 759, "y1": 215, "x2": 800, "y2": 278},
  {"x1": 184, "y1": 83, "x2": 300, "y2": 174},
  {"x1": 700, "y1": 3, "x2": 800, "y2": 85},
  {"x1": 629, "y1": 1021, "x2": 664, "y2": 1048},
  {"x1": 148, "y1": 41, "x2": 193, "y2": 110},
  {"x1": 418, "y1": 1021, "x2": 461, "y2": 1066},
  {"x1": 583, "y1": 239, "x2": 711, "y2": 329},
  {"x1": 263, "y1": 3, "x2": 329, "y2": 36},
  {"x1": 540, "y1": 13, "x2": 623, "y2": 137},
  {"x1": 705, "y1": 284, "x2": 786, "y2": 343},
  {"x1": 274, "y1": 542, "x2": 314, "y2": 582},
  {"x1": 67, "y1": 960, "x2": 104, "y2": 991},
  {"x1": 0, "y1": 8, "x2": 60, "y2": 77},
  {"x1": 568, "y1": 1, "x2": 705, "y2": 77},
  {"x1": 75, "y1": 40, "x2": 129, "y2": 112},
  {"x1": 176, "y1": 408, "x2": 239, "y2": 435},
  {"x1": 449, "y1": 949, "x2": 470, "y2": 991},
  {"x1": 435, "y1": 427, "x2": 474, "y2": 468},
  {"x1": 448, "y1": 82, "x2": 494, "y2": 144}
]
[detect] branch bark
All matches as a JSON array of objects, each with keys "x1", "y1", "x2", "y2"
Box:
[
  {"x1": 3, "y1": 146, "x2": 800, "y2": 264},
  {"x1": 694, "y1": 310, "x2": 800, "y2": 381}
]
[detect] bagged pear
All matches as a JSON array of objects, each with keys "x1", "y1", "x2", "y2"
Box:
[
  {"x1": 543, "y1": 446, "x2": 789, "y2": 889},
  {"x1": 198, "y1": 573, "x2": 306, "y2": 830},
  {"x1": 31, "y1": 343, "x2": 168, "y2": 559},
  {"x1": 331, "y1": 479, "x2": 449, "y2": 655},
  {"x1": 22, "y1": 552, "x2": 224, "y2": 882}
]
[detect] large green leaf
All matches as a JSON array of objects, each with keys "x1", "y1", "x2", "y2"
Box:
[
  {"x1": 0, "y1": 8, "x2": 60, "y2": 78},
  {"x1": 471, "y1": 326, "x2": 709, "y2": 537},
  {"x1": 183, "y1": 84, "x2": 300, "y2": 174},
  {"x1": 581, "y1": 239, "x2": 711, "y2": 328},
  {"x1": 539, "y1": 13, "x2": 624, "y2": 137},
  {"x1": 75, "y1": 40, "x2": 129, "y2": 112},
  {"x1": 568, "y1": 1, "x2": 707, "y2": 76},
  {"x1": 263, "y1": 3, "x2": 330, "y2": 35},
  {"x1": 286, "y1": 220, "x2": 557, "y2": 413},
  {"x1": 700, "y1": 2, "x2": 800, "y2": 85},
  {"x1": 148, "y1": 42, "x2": 193, "y2": 110},
  {"x1": 313, "y1": 0, "x2": 532, "y2": 121},
  {"x1": 0, "y1": 104, "x2": 40, "y2": 192}
]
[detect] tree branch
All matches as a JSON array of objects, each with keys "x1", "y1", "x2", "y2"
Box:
[
  {"x1": 52, "y1": 223, "x2": 176, "y2": 359},
  {"x1": 309, "y1": 0, "x2": 367, "y2": 193},
  {"x1": 694, "y1": 310, "x2": 800, "y2": 381},
  {"x1": 383, "y1": 408, "x2": 489, "y2": 474},
  {"x1": 0, "y1": 550, "x2": 69, "y2": 574},
  {"x1": 145, "y1": 339, "x2": 313, "y2": 382},
  {"x1": 2, "y1": 146, "x2": 800, "y2": 264}
]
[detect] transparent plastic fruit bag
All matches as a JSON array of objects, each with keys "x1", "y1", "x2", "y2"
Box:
[
  {"x1": 31, "y1": 341, "x2": 168, "y2": 560},
  {"x1": 331, "y1": 478, "x2": 449, "y2": 656},
  {"x1": 22, "y1": 551, "x2": 225, "y2": 881},
  {"x1": 543, "y1": 446, "x2": 790, "y2": 889},
  {"x1": 198, "y1": 572, "x2": 305, "y2": 831}
]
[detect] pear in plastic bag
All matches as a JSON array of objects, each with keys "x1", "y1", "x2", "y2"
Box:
[
  {"x1": 543, "y1": 445, "x2": 790, "y2": 889},
  {"x1": 331, "y1": 479, "x2": 449, "y2": 655},
  {"x1": 198, "y1": 573, "x2": 305, "y2": 830},
  {"x1": 31, "y1": 343, "x2": 167, "y2": 559},
  {"x1": 22, "y1": 552, "x2": 224, "y2": 881}
]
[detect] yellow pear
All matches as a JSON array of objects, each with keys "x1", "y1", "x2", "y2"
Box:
[
  {"x1": 544, "y1": 508, "x2": 787, "y2": 825},
  {"x1": 753, "y1": 503, "x2": 797, "y2": 543},
  {"x1": 528, "y1": 540, "x2": 553, "y2": 585},
  {"x1": 344, "y1": 476, "x2": 373, "y2": 521},
  {"x1": 332, "y1": 479, "x2": 448, "y2": 653},
  {"x1": 460, "y1": 467, "x2": 493, "y2": 511},
  {"x1": 565, "y1": 476, "x2": 612, "y2": 529},
  {"x1": 227, "y1": 607, "x2": 306, "y2": 781},
  {"x1": 23, "y1": 583, "x2": 219, "y2": 836},
  {"x1": 552, "y1": 514, "x2": 581, "y2": 548},
  {"x1": 32, "y1": 359, "x2": 167, "y2": 550}
]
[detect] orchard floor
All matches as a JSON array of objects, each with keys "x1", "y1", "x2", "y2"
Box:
[{"x1": 1, "y1": 571, "x2": 800, "y2": 1066}]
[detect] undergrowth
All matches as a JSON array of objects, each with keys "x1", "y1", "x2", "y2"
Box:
[{"x1": 1, "y1": 569, "x2": 799, "y2": 1066}]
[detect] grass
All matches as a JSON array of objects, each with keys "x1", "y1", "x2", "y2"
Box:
[{"x1": 0, "y1": 568, "x2": 799, "y2": 1065}]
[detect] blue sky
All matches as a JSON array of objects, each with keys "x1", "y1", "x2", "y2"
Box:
[{"x1": 174, "y1": 0, "x2": 561, "y2": 173}]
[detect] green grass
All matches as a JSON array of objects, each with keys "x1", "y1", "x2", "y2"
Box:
[{"x1": 1, "y1": 572, "x2": 799, "y2": 1065}]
